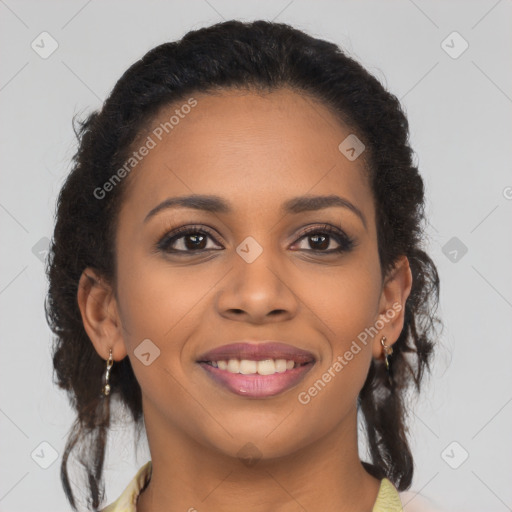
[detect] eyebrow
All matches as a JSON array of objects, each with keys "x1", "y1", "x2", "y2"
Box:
[{"x1": 144, "y1": 194, "x2": 367, "y2": 229}]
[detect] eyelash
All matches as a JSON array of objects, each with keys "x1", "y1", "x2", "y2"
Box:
[{"x1": 155, "y1": 223, "x2": 356, "y2": 256}]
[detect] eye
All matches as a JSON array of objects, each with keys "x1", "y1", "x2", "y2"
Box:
[
  {"x1": 155, "y1": 223, "x2": 355, "y2": 256},
  {"x1": 292, "y1": 224, "x2": 355, "y2": 254},
  {"x1": 156, "y1": 225, "x2": 222, "y2": 254}
]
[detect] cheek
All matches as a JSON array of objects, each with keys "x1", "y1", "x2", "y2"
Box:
[
  {"x1": 327, "y1": 280, "x2": 380, "y2": 348},
  {"x1": 114, "y1": 256, "x2": 207, "y2": 407},
  {"x1": 298, "y1": 254, "x2": 381, "y2": 401},
  {"x1": 310, "y1": 258, "x2": 382, "y2": 349},
  {"x1": 114, "y1": 250, "x2": 227, "y2": 389},
  {"x1": 115, "y1": 247, "x2": 204, "y2": 340},
  {"x1": 296, "y1": 281, "x2": 378, "y2": 431}
]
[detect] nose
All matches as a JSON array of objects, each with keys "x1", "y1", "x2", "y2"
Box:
[{"x1": 215, "y1": 246, "x2": 299, "y2": 324}]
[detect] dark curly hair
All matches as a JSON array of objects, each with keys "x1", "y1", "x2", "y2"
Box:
[{"x1": 45, "y1": 19, "x2": 441, "y2": 511}]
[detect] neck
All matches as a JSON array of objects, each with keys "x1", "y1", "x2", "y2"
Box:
[{"x1": 136, "y1": 403, "x2": 380, "y2": 512}]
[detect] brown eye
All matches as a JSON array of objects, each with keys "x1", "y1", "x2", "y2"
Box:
[
  {"x1": 178, "y1": 233, "x2": 208, "y2": 251},
  {"x1": 292, "y1": 225, "x2": 355, "y2": 254},
  {"x1": 157, "y1": 226, "x2": 222, "y2": 254},
  {"x1": 304, "y1": 233, "x2": 332, "y2": 251}
]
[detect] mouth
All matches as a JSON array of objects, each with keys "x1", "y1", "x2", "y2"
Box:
[{"x1": 196, "y1": 341, "x2": 316, "y2": 398}]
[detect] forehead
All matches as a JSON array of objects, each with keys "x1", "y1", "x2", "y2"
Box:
[{"x1": 119, "y1": 88, "x2": 373, "y2": 224}]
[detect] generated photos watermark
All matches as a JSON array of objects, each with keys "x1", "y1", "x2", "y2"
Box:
[
  {"x1": 93, "y1": 97, "x2": 197, "y2": 200},
  {"x1": 297, "y1": 301, "x2": 402, "y2": 405}
]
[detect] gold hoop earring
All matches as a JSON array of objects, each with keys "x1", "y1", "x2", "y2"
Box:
[{"x1": 102, "y1": 348, "x2": 114, "y2": 396}]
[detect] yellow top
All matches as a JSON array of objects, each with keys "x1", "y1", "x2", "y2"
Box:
[{"x1": 100, "y1": 460, "x2": 403, "y2": 512}]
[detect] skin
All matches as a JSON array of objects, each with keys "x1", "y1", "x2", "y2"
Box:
[{"x1": 77, "y1": 88, "x2": 412, "y2": 512}]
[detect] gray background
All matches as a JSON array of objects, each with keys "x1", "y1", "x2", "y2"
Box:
[{"x1": 1, "y1": 1, "x2": 511, "y2": 511}]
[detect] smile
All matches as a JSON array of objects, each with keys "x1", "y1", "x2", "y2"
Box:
[
  {"x1": 196, "y1": 341, "x2": 316, "y2": 398},
  {"x1": 205, "y1": 358, "x2": 307, "y2": 374}
]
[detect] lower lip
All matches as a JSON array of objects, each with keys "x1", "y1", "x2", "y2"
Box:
[{"x1": 198, "y1": 362, "x2": 315, "y2": 398}]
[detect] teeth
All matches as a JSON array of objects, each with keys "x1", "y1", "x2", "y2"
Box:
[
  {"x1": 275, "y1": 359, "x2": 287, "y2": 373},
  {"x1": 208, "y1": 358, "x2": 302, "y2": 375},
  {"x1": 239, "y1": 359, "x2": 257, "y2": 374},
  {"x1": 257, "y1": 359, "x2": 276, "y2": 375},
  {"x1": 227, "y1": 359, "x2": 240, "y2": 373}
]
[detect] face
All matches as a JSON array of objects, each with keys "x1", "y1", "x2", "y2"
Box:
[{"x1": 81, "y1": 87, "x2": 409, "y2": 460}]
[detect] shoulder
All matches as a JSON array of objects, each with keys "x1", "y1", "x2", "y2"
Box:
[
  {"x1": 100, "y1": 460, "x2": 152, "y2": 512},
  {"x1": 372, "y1": 478, "x2": 446, "y2": 512},
  {"x1": 398, "y1": 489, "x2": 445, "y2": 512},
  {"x1": 372, "y1": 478, "x2": 403, "y2": 512}
]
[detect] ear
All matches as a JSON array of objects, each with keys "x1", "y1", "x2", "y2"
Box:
[
  {"x1": 371, "y1": 255, "x2": 413, "y2": 359},
  {"x1": 77, "y1": 267, "x2": 127, "y2": 362}
]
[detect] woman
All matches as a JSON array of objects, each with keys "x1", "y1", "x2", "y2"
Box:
[{"x1": 46, "y1": 20, "x2": 441, "y2": 512}]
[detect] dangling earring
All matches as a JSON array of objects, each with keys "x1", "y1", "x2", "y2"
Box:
[
  {"x1": 102, "y1": 348, "x2": 114, "y2": 396},
  {"x1": 380, "y1": 336, "x2": 393, "y2": 369},
  {"x1": 380, "y1": 336, "x2": 393, "y2": 386}
]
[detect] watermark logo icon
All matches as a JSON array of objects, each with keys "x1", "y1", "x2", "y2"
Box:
[
  {"x1": 442, "y1": 236, "x2": 468, "y2": 263},
  {"x1": 134, "y1": 338, "x2": 161, "y2": 366},
  {"x1": 32, "y1": 237, "x2": 50, "y2": 263},
  {"x1": 338, "y1": 134, "x2": 365, "y2": 161},
  {"x1": 237, "y1": 442, "x2": 262, "y2": 467},
  {"x1": 31, "y1": 32, "x2": 59, "y2": 59},
  {"x1": 236, "y1": 236, "x2": 263, "y2": 263},
  {"x1": 441, "y1": 441, "x2": 469, "y2": 469},
  {"x1": 441, "y1": 31, "x2": 469, "y2": 59},
  {"x1": 31, "y1": 441, "x2": 59, "y2": 469}
]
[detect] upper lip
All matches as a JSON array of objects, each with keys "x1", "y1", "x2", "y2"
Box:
[{"x1": 196, "y1": 342, "x2": 315, "y2": 364}]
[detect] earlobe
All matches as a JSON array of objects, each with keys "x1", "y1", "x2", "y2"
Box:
[
  {"x1": 372, "y1": 256, "x2": 413, "y2": 359},
  {"x1": 77, "y1": 267, "x2": 127, "y2": 361}
]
